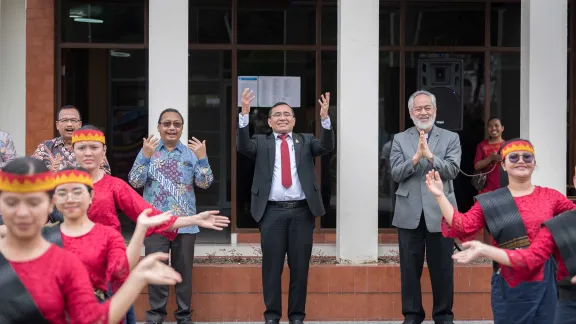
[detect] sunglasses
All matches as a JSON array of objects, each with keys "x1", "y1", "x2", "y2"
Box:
[
  {"x1": 507, "y1": 152, "x2": 534, "y2": 164},
  {"x1": 160, "y1": 121, "x2": 183, "y2": 129}
]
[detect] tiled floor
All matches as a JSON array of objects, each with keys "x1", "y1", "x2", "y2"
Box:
[{"x1": 139, "y1": 322, "x2": 494, "y2": 324}]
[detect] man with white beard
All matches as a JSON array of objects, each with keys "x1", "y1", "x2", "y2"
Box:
[{"x1": 389, "y1": 90, "x2": 461, "y2": 324}]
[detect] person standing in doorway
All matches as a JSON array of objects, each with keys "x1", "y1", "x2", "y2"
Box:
[
  {"x1": 389, "y1": 90, "x2": 461, "y2": 324},
  {"x1": 237, "y1": 89, "x2": 334, "y2": 324},
  {"x1": 129, "y1": 108, "x2": 214, "y2": 324},
  {"x1": 31, "y1": 105, "x2": 111, "y2": 174}
]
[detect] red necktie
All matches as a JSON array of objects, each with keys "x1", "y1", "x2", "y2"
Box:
[{"x1": 279, "y1": 134, "x2": 292, "y2": 188}]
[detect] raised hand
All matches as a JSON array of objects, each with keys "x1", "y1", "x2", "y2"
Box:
[
  {"x1": 425, "y1": 170, "x2": 444, "y2": 197},
  {"x1": 137, "y1": 209, "x2": 173, "y2": 229},
  {"x1": 132, "y1": 252, "x2": 182, "y2": 285},
  {"x1": 188, "y1": 137, "x2": 207, "y2": 160},
  {"x1": 142, "y1": 134, "x2": 159, "y2": 159},
  {"x1": 194, "y1": 210, "x2": 230, "y2": 231},
  {"x1": 452, "y1": 241, "x2": 485, "y2": 264},
  {"x1": 241, "y1": 88, "x2": 256, "y2": 115},
  {"x1": 318, "y1": 92, "x2": 330, "y2": 119}
]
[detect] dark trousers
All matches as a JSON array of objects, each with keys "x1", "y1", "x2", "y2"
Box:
[
  {"x1": 144, "y1": 233, "x2": 196, "y2": 323},
  {"x1": 259, "y1": 203, "x2": 315, "y2": 321},
  {"x1": 397, "y1": 214, "x2": 454, "y2": 323}
]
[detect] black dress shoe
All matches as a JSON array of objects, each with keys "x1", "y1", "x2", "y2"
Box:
[
  {"x1": 265, "y1": 320, "x2": 279, "y2": 324},
  {"x1": 402, "y1": 321, "x2": 422, "y2": 324},
  {"x1": 289, "y1": 321, "x2": 304, "y2": 324}
]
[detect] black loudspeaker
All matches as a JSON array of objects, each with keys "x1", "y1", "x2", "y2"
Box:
[{"x1": 417, "y1": 59, "x2": 464, "y2": 131}]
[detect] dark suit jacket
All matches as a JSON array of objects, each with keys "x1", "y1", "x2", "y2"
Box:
[{"x1": 237, "y1": 126, "x2": 335, "y2": 222}]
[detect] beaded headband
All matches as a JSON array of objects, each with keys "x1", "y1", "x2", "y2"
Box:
[
  {"x1": 500, "y1": 140, "x2": 535, "y2": 159},
  {"x1": 53, "y1": 170, "x2": 93, "y2": 188},
  {"x1": 0, "y1": 171, "x2": 55, "y2": 193},
  {"x1": 71, "y1": 129, "x2": 106, "y2": 145}
]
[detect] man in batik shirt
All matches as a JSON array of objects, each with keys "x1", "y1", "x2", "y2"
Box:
[
  {"x1": 128, "y1": 108, "x2": 213, "y2": 324},
  {"x1": 0, "y1": 130, "x2": 17, "y2": 169},
  {"x1": 31, "y1": 105, "x2": 111, "y2": 174}
]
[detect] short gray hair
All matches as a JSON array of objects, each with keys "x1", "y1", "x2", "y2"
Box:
[{"x1": 407, "y1": 90, "x2": 437, "y2": 112}]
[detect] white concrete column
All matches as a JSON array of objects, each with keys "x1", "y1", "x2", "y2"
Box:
[
  {"x1": 336, "y1": 0, "x2": 379, "y2": 263},
  {"x1": 148, "y1": 0, "x2": 189, "y2": 142},
  {"x1": 0, "y1": 0, "x2": 26, "y2": 155},
  {"x1": 520, "y1": 0, "x2": 568, "y2": 193}
]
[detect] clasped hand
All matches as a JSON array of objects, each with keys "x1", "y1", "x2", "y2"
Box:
[{"x1": 413, "y1": 131, "x2": 434, "y2": 162}]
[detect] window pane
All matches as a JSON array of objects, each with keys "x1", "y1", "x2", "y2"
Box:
[
  {"x1": 405, "y1": 52, "x2": 485, "y2": 213},
  {"x1": 189, "y1": 0, "x2": 232, "y2": 44},
  {"x1": 61, "y1": 0, "x2": 145, "y2": 43},
  {"x1": 489, "y1": 53, "x2": 520, "y2": 139},
  {"x1": 238, "y1": 1, "x2": 316, "y2": 45},
  {"x1": 405, "y1": 3, "x2": 484, "y2": 46},
  {"x1": 236, "y1": 51, "x2": 316, "y2": 228},
  {"x1": 321, "y1": 3, "x2": 399, "y2": 46},
  {"x1": 319, "y1": 51, "x2": 401, "y2": 229},
  {"x1": 490, "y1": 3, "x2": 520, "y2": 47},
  {"x1": 188, "y1": 50, "x2": 232, "y2": 243}
]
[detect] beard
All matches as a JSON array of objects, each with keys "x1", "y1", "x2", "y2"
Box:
[{"x1": 411, "y1": 115, "x2": 436, "y2": 130}]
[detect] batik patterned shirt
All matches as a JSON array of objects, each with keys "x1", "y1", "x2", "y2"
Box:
[
  {"x1": 31, "y1": 137, "x2": 111, "y2": 174},
  {"x1": 0, "y1": 131, "x2": 17, "y2": 168},
  {"x1": 128, "y1": 140, "x2": 214, "y2": 234}
]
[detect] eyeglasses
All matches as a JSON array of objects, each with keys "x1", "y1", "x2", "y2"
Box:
[
  {"x1": 58, "y1": 118, "x2": 81, "y2": 124},
  {"x1": 507, "y1": 153, "x2": 534, "y2": 164},
  {"x1": 55, "y1": 191, "x2": 85, "y2": 202},
  {"x1": 160, "y1": 121, "x2": 183, "y2": 129}
]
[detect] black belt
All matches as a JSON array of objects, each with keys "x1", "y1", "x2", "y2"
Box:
[{"x1": 268, "y1": 200, "x2": 306, "y2": 208}]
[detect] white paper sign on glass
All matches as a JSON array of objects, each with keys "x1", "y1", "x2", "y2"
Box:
[
  {"x1": 237, "y1": 76, "x2": 259, "y2": 107},
  {"x1": 257, "y1": 76, "x2": 301, "y2": 108}
]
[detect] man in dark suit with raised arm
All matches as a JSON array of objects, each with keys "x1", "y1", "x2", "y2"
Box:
[{"x1": 237, "y1": 89, "x2": 334, "y2": 324}]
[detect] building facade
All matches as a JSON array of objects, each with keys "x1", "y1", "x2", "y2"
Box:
[{"x1": 0, "y1": 0, "x2": 571, "y2": 262}]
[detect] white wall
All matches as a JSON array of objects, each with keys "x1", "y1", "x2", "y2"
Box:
[
  {"x1": 0, "y1": 0, "x2": 26, "y2": 155},
  {"x1": 336, "y1": 0, "x2": 380, "y2": 263},
  {"x1": 148, "y1": 0, "x2": 189, "y2": 142},
  {"x1": 520, "y1": 0, "x2": 568, "y2": 193}
]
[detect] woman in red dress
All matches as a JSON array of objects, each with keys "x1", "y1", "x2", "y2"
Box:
[
  {"x1": 70, "y1": 125, "x2": 230, "y2": 239},
  {"x1": 0, "y1": 157, "x2": 182, "y2": 324},
  {"x1": 473, "y1": 117, "x2": 505, "y2": 193},
  {"x1": 452, "y1": 206, "x2": 576, "y2": 323},
  {"x1": 49, "y1": 166, "x2": 175, "y2": 301},
  {"x1": 425, "y1": 138, "x2": 576, "y2": 324}
]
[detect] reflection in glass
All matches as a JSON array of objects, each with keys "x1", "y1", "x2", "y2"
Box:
[
  {"x1": 238, "y1": 1, "x2": 316, "y2": 45},
  {"x1": 236, "y1": 51, "x2": 316, "y2": 228},
  {"x1": 405, "y1": 52, "x2": 485, "y2": 213},
  {"x1": 189, "y1": 0, "x2": 232, "y2": 44},
  {"x1": 320, "y1": 51, "x2": 400, "y2": 229},
  {"x1": 188, "y1": 50, "x2": 232, "y2": 243},
  {"x1": 61, "y1": 0, "x2": 145, "y2": 43},
  {"x1": 490, "y1": 3, "x2": 520, "y2": 47},
  {"x1": 321, "y1": 3, "x2": 399, "y2": 46},
  {"x1": 405, "y1": 3, "x2": 484, "y2": 46},
  {"x1": 489, "y1": 53, "x2": 520, "y2": 139}
]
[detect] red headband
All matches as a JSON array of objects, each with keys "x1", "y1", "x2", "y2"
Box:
[
  {"x1": 72, "y1": 129, "x2": 106, "y2": 145},
  {"x1": 0, "y1": 171, "x2": 55, "y2": 193},
  {"x1": 500, "y1": 140, "x2": 535, "y2": 159}
]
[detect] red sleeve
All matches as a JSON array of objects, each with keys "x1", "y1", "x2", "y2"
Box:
[
  {"x1": 505, "y1": 227, "x2": 555, "y2": 273},
  {"x1": 550, "y1": 188, "x2": 576, "y2": 215},
  {"x1": 106, "y1": 230, "x2": 130, "y2": 294},
  {"x1": 441, "y1": 201, "x2": 486, "y2": 240},
  {"x1": 473, "y1": 142, "x2": 485, "y2": 169},
  {"x1": 114, "y1": 180, "x2": 177, "y2": 239},
  {"x1": 63, "y1": 250, "x2": 111, "y2": 323}
]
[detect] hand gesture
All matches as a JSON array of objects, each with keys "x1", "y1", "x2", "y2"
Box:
[
  {"x1": 241, "y1": 88, "x2": 256, "y2": 115},
  {"x1": 490, "y1": 152, "x2": 502, "y2": 162},
  {"x1": 137, "y1": 208, "x2": 173, "y2": 229},
  {"x1": 420, "y1": 131, "x2": 433, "y2": 160},
  {"x1": 194, "y1": 210, "x2": 230, "y2": 231},
  {"x1": 188, "y1": 137, "x2": 207, "y2": 160},
  {"x1": 132, "y1": 252, "x2": 182, "y2": 285},
  {"x1": 452, "y1": 241, "x2": 485, "y2": 264},
  {"x1": 425, "y1": 170, "x2": 444, "y2": 197},
  {"x1": 318, "y1": 92, "x2": 330, "y2": 119},
  {"x1": 142, "y1": 134, "x2": 159, "y2": 159}
]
